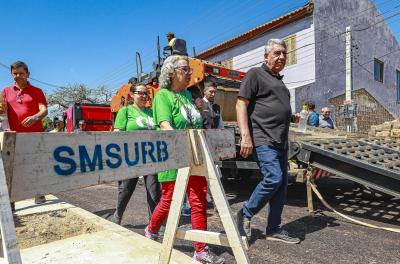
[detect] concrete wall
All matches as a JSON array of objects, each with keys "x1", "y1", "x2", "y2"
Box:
[{"x1": 296, "y1": 0, "x2": 400, "y2": 117}]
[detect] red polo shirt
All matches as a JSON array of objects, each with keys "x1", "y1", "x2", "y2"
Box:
[{"x1": 2, "y1": 82, "x2": 47, "y2": 132}]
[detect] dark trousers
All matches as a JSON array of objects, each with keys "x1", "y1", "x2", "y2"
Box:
[
  {"x1": 115, "y1": 175, "x2": 161, "y2": 220},
  {"x1": 242, "y1": 145, "x2": 288, "y2": 233}
]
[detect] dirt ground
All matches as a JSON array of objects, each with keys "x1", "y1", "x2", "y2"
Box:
[
  {"x1": 56, "y1": 176, "x2": 400, "y2": 264},
  {"x1": 15, "y1": 209, "x2": 99, "y2": 249}
]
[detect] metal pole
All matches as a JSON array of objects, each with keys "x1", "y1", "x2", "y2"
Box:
[
  {"x1": 345, "y1": 26, "x2": 354, "y2": 132},
  {"x1": 193, "y1": 47, "x2": 197, "y2": 57}
]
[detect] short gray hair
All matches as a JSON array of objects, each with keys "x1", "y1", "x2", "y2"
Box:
[
  {"x1": 158, "y1": 55, "x2": 188, "y2": 88},
  {"x1": 322, "y1": 107, "x2": 330, "y2": 112},
  {"x1": 264, "y1": 38, "x2": 287, "y2": 54}
]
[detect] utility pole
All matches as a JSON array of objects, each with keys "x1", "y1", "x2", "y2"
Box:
[
  {"x1": 345, "y1": 26, "x2": 352, "y2": 102},
  {"x1": 344, "y1": 26, "x2": 357, "y2": 133}
]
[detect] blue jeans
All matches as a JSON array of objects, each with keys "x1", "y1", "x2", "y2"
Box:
[{"x1": 242, "y1": 145, "x2": 288, "y2": 233}]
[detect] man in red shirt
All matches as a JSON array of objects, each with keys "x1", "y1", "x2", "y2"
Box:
[
  {"x1": 3, "y1": 61, "x2": 48, "y2": 204},
  {"x1": 3, "y1": 61, "x2": 48, "y2": 132}
]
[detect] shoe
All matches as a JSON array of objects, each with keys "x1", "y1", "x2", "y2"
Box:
[
  {"x1": 34, "y1": 196, "x2": 46, "y2": 204},
  {"x1": 144, "y1": 226, "x2": 159, "y2": 241},
  {"x1": 266, "y1": 229, "x2": 300, "y2": 244},
  {"x1": 111, "y1": 212, "x2": 122, "y2": 225},
  {"x1": 193, "y1": 247, "x2": 225, "y2": 264},
  {"x1": 181, "y1": 205, "x2": 191, "y2": 217},
  {"x1": 236, "y1": 209, "x2": 251, "y2": 239},
  {"x1": 138, "y1": 176, "x2": 144, "y2": 186}
]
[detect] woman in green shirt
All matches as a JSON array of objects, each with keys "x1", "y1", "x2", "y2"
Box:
[
  {"x1": 145, "y1": 55, "x2": 224, "y2": 264},
  {"x1": 112, "y1": 84, "x2": 161, "y2": 225}
]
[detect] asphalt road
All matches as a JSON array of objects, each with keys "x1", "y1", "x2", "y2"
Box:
[{"x1": 57, "y1": 176, "x2": 400, "y2": 264}]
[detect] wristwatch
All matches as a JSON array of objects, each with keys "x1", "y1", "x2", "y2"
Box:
[{"x1": 33, "y1": 115, "x2": 39, "y2": 121}]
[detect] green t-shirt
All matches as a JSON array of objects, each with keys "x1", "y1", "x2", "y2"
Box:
[
  {"x1": 114, "y1": 105, "x2": 155, "y2": 131},
  {"x1": 153, "y1": 88, "x2": 202, "y2": 182}
]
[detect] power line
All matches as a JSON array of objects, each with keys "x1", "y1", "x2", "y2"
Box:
[
  {"x1": 195, "y1": 0, "x2": 305, "y2": 51},
  {"x1": 93, "y1": 0, "x2": 400, "y2": 89},
  {"x1": 90, "y1": 0, "x2": 258, "y2": 88},
  {"x1": 0, "y1": 62, "x2": 64, "y2": 90},
  {"x1": 206, "y1": 1, "x2": 400, "y2": 69},
  {"x1": 285, "y1": 47, "x2": 400, "y2": 84},
  {"x1": 235, "y1": 11, "x2": 400, "y2": 70},
  {"x1": 240, "y1": 8, "x2": 400, "y2": 68}
]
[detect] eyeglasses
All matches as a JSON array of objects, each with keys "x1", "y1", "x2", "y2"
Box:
[
  {"x1": 175, "y1": 66, "x2": 193, "y2": 75},
  {"x1": 16, "y1": 90, "x2": 24, "y2": 103},
  {"x1": 133, "y1": 91, "x2": 149, "y2": 96}
]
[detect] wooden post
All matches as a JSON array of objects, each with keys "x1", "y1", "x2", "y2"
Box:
[
  {"x1": 197, "y1": 130, "x2": 250, "y2": 264},
  {"x1": 0, "y1": 129, "x2": 242, "y2": 263},
  {"x1": 0, "y1": 132, "x2": 16, "y2": 200},
  {"x1": 159, "y1": 129, "x2": 249, "y2": 264},
  {"x1": 0, "y1": 154, "x2": 21, "y2": 264},
  {"x1": 306, "y1": 167, "x2": 315, "y2": 215},
  {"x1": 158, "y1": 167, "x2": 191, "y2": 264}
]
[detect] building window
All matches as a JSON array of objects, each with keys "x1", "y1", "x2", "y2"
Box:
[
  {"x1": 221, "y1": 58, "x2": 233, "y2": 69},
  {"x1": 397, "y1": 70, "x2": 400, "y2": 103},
  {"x1": 283, "y1": 35, "x2": 297, "y2": 66},
  {"x1": 374, "y1": 59, "x2": 384, "y2": 82}
]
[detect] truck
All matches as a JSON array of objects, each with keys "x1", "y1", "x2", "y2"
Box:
[{"x1": 62, "y1": 103, "x2": 114, "y2": 132}]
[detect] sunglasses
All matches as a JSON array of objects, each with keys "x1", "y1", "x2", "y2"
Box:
[
  {"x1": 16, "y1": 90, "x2": 24, "y2": 103},
  {"x1": 175, "y1": 66, "x2": 193, "y2": 75},
  {"x1": 133, "y1": 91, "x2": 149, "y2": 96}
]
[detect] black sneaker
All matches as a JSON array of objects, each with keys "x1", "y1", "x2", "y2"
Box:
[
  {"x1": 34, "y1": 195, "x2": 46, "y2": 204},
  {"x1": 266, "y1": 229, "x2": 300, "y2": 244},
  {"x1": 236, "y1": 209, "x2": 251, "y2": 239},
  {"x1": 193, "y1": 247, "x2": 225, "y2": 264}
]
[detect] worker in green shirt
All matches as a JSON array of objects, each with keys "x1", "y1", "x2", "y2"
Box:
[
  {"x1": 112, "y1": 83, "x2": 161, "y2": 225},
  {"x1": 145, "y1": 55, "x2": 225, "y2": 264}
]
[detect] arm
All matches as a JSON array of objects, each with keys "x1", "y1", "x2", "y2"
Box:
[
  {"x1": 160, "y1": 121, "x2": 174, "y2": 130},
  {"x1": 236, "y1": 97, "x2": 253, "y2": 158},
  {"x1": 21, "y1": 103, "x2": 48, "y2": 127},
  {"x1": 153, "y1": 90, "x2": 174, "y2": 131},
  {"x1": 114, "y1": 107, "x2": 128, "y2": 131}
]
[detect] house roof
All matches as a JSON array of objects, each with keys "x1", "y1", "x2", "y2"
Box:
[{"x1": 196, "y1": 3, "x2": 314, "y2": 60}]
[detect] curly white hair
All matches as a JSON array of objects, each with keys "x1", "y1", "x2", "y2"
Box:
[{"x1": 158, "y1": 55, "x2": 188, "y2": 88}]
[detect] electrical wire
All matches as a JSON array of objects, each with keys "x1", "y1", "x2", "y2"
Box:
[
  {"x1": 0, "y1": 62, "x2": 64, "y2": 91},
  {"x1": 235, "y1": 12, "x2": 400, "y2": 70}
]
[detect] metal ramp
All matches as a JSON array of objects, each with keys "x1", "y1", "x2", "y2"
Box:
[{"x1": 296, "y1": 138, "x2": 400, "y2": 198}]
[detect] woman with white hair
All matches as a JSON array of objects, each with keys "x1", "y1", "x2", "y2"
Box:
[{"x1": 145, "y1": 55, "x2": 225, "y2": 264}]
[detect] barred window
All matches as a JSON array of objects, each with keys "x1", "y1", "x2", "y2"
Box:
[
  {"x1": 283, "y1": 35, "x2": 297, "y2": 66},
  {"x1": 221, "y1": 58, "x2": 233, "y2": 69}
]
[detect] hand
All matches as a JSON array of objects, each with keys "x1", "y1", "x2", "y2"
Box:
[
  {"x1": 293, "y1": 113, "x2": 300, "y2": 123},
  {"x1": 194, "y1": 98, "x2": 206, "y2": 110},
  {"x1": 240, "y1": 134, "x2": 253, "y2": 158},
  {"x1": 21, "y1": 116, "x2": 37, "y2": 127}
]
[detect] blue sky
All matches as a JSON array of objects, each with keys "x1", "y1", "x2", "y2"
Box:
[{"x1": 0, "y1": 0, "x2": 399, "y2": 94}]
